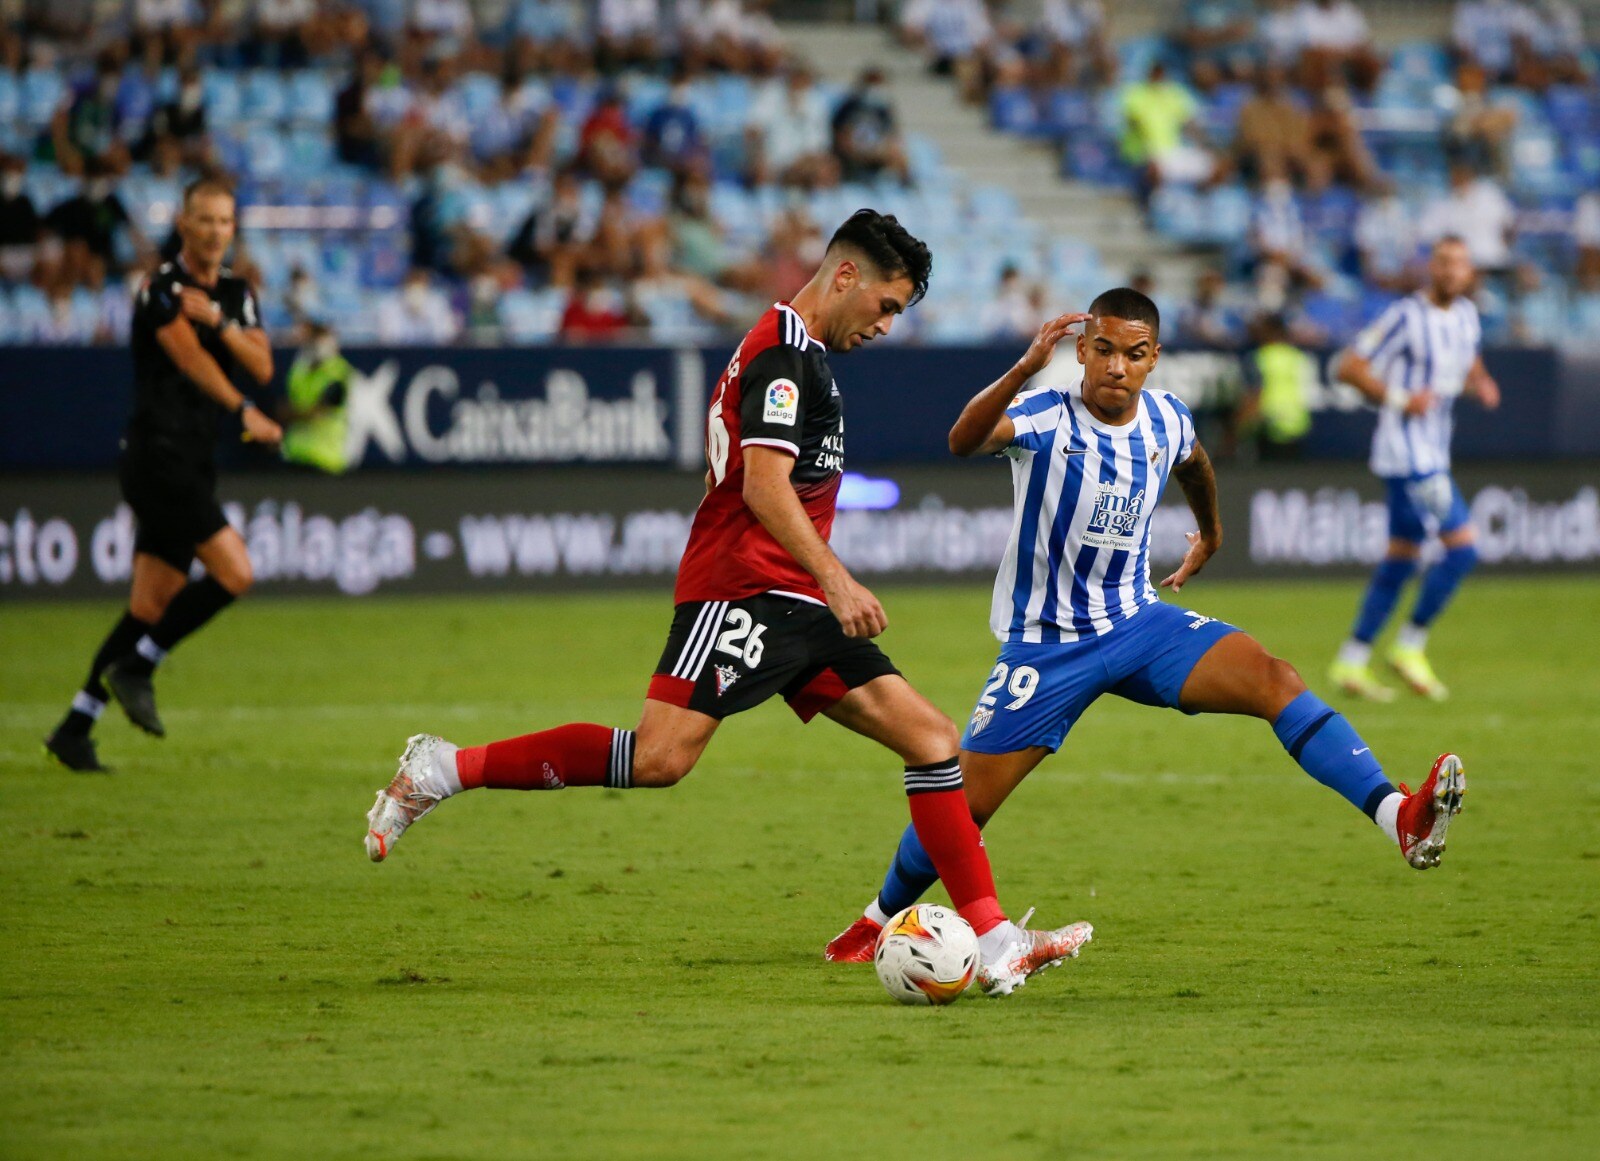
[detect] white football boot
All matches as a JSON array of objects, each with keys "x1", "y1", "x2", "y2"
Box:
[
  {"x1": 365, "y1": 734, "x2": 452, "y2": 862},
  {"x1": 977, "y1": 908, "x2": 1095, "y2": 996}
]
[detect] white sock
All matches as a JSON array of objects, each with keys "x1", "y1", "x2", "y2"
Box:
[
  {"x1": 978, "y1": 920, "x2": 1023, "y2": 962},
  {"x1": 71, "y1": 690, "x2": 106, "y2": 718},
  {"x1": 1337, "y1": 639, "x2": 1372, "y2": 666},
  {"x1": 431, "y1": 741, "x2": 462, "y2": 797},
  {"x1": 865, "y1": 898, "x2": 891, "y2": 926},
  {"x1": 135, "y1": 636, "x2": 168, "y2": 666},
  {"x1": 1396, "y1": 623, "x2": 1429, "y2": 652},
  {"x1": 1374, "y1": 792, "x2": 1403, "y2": 844}
]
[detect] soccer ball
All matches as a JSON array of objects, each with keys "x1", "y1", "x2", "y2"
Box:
[{"x1": 874, "y1": 904, "x2": 980, "y2": 1005}]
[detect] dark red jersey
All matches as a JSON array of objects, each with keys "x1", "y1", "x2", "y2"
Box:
[{"x1": 674, "y1": 302, "x2": 844, "y2": 605}]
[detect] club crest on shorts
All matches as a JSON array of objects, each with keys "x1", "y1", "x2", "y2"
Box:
[
  {"x1": 714, "y1": 664, "x2": 740, "y2": 696},
  {"x1": 762, "y1": 379, "x2": 799, "y2": 426},
  {"x1": 969, "y1": 705, "x2": 994, "y2": 735}
]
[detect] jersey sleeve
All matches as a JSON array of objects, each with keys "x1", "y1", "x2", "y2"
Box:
[
  {"x1": 237, "y1": 284, "x2": 261, "y2": 330},
  {"x1": 139, "y1": 270, "x2": 183, "y2": 330},
  {"x1": 1352, "y1": 299, "x2": 1411, "y2": 363},
  {"x1": 737, "y1": 344, "x2": 810, "y2": 457},
  {"x1": 1002, "y1": 389, "x2": 1061, "y2": 458},
  {"x1": 1169, "y1": 395, "x2": 1198, "y2": 464}
]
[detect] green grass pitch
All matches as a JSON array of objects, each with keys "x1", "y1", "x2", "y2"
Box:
[{"x1": 3, "y1": 578, "x2": 1598, "y2": 1160}]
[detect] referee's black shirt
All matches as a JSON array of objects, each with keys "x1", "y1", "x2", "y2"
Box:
[{"x1": 127, "y1": 256, "x2": 261, "y2": 471}]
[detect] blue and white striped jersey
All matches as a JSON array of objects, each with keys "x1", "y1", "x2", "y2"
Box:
[
  {"x1": 990, "y1": 376, "x2": 1197, "y2": 644},
  {"x1": 1352, "y1": 293, "x2": 1482, "y2": 479}
]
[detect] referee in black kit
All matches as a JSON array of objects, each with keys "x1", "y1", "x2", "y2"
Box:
[{"x1": 45, "y1": 175, "x2": 280, "y2": 772}]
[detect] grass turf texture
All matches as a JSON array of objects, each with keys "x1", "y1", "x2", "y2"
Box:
[{"x1": 2, "y1": 578, "x2": 1598, "y2": 1160}]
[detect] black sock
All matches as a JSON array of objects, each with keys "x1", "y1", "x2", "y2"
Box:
[
  {"x1": 124, "y1": 578, "x2": 237, "y2": 676},
  {"x1": 57, "y1": 612, "x2": 152, "y2": 735}
]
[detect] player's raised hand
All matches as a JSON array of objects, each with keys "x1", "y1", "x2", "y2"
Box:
[
  {"x1": 179, "y1": 287, "x2": 224, "y2": 329},
  {"x1": 826, "y1": 574, "x2": 888, "y2": 639},
  {"x1": 1159, "y1": 531, "x2": 1217, "y2": 594},
  {"x1": 1403, "y1": 389, "x2": 1438, "y2": 418},
  {"x1": 1015, "y1": 312, "x2": 1092, "y2": 380},
  {"x1": 242, "y1": 406, "x2": 283, "y2": 447}
]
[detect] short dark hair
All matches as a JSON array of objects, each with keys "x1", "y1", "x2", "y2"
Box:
[
  {"x1": 182, "y1": 173, "x2": 236, "y2": 209},
  {"x1": 827, "y1": 209, "x2": 932, "y2": 307},
  {"x1": 1088, "y1": 286, "x2": 1160, "y2": 338}
]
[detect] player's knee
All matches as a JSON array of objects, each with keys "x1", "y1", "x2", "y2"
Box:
[
  {"x1": 216, "y1": 559, "x2": 254, "y2": 596},
  {"x1": 1265, "y1": 656, "x2": 1308, "y2": 706},
  {"x1": 631, "y1": 747, "x2": 696, "y2": 788},
  {"x1": 905, "y1": 712, "x2": 960, "y2": 765}
]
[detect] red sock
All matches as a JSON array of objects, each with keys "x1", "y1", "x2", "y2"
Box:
[
  {"x1": 905, "y1": 759, "x2": 1004, "y2": 935},
  {"x1": 456, "y1": 724, "x2": 633, "y2": 790}
]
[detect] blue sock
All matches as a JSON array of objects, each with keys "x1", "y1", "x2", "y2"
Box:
[
  {"x1": 1408, "y1": 544, "x2": 1478, "y2": 629},
  {"x1": 1351, "y1": 557, "x2": 1418, "y2": 644},
  {"x1": 874, "y1": 823, "x2": 940, "y2": 918},
  {"x1": 1272, "y1": 691, "x2": 1396, "y2": 818}
]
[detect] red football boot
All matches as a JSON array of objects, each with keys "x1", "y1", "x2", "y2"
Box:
[
  {"x1": 1396, "y1": 753, "x2": 1466, "y2": 869},
  {"x1": 824, "y1": 915, "x2": 883, "y2": 963}
]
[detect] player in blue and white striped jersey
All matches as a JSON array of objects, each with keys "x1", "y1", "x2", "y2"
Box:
[
  {"x1": 823, "y1": 289, "x2": 1468, "y2": 964},
  {"x1": 1330, "y1": 237, "x2": 1502, "y2": 702}
]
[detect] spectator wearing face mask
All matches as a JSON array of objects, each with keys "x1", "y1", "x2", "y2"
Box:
[
  {"x1": 54, "y1": 53, "x2": 135, "y2": 176},
  {"x1": 376, "y1": 267, "x2": 461, "y2": 344},
  {"x1": 47, "y1": 162, "x2": 149, "y2": 282}
]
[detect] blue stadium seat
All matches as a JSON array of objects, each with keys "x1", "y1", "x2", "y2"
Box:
[
  {"x1": 284, "y1": 127, "x2": 335, "y2": 178},
  {"x1": 1043, "y1": 88, "x2": 1096, "y2": 137},
  {"x1": 240, "y1": 71, "x2": 288, "y2": 123},
  {"x1": 1390, "y1": 42, "x2": 1451, "y2": 86},
  {"x1": 202, "y1": 69, "x2": 243, "y2": 126},
  {"x1": 285, "y1": 70, "x2": 335, "y2": 126},
  {"x1": 989, "y1": 87, "x2": 1039, "y2": 136},
  {"x1": 0, "y1": 289, "x2": 18, "y2": 344}
]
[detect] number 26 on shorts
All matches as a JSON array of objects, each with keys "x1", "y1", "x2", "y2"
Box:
[
  {"x1": 980, "y1": 662, "x2": 1040, "y2": 712},
  {"x1": 716, "y1": 608, "x2": 767, "y2": 667}
]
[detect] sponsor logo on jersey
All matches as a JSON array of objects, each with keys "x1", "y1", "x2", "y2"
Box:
[
  {"x1": 1082, "y1": 484, "x2": 1146, "y2": 549},
  {"x1": 969, "y1": 705, "x2": 994, "y2": 735},
  {"x1": 714, "y1": 664, "x2": 740, "y2": 696},
  {"x1": 763, "y1": 379, "x2": 799, "y2": 426}
]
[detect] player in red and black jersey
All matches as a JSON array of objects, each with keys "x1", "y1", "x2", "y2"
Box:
[
  {"x1": 366, "y1": 211, "x2": 1091, "y2": 996},
  {"x1": 44, "y1": 176, "x2": 279, "y2": 773}
]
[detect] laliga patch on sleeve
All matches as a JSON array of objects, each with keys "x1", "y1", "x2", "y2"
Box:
[{"x1": 763, "y1": 379, "x2": 799, "y2": 426}]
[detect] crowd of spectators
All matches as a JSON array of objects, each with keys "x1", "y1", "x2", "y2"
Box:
[
  {"x1": 966, "y1": 0, "x2": 1598, "y2": 348},
  {"x1": 0, "y1": 0, "x2": 920, "y2": 346}
]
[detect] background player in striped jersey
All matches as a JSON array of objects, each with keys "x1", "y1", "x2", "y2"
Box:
[
  {"x1": 364, "y1": 210, "x2": 1090, "y2": 996},
  {"x1": 1329, "y1": 237, "x2": 1502, "y2": 702},
  {"x1": 825, "y1": 288, "x2": 1466, "y2": 963}
]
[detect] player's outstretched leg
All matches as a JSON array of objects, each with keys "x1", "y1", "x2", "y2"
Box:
[
  {"x1": 365, "y1": 701, "x2": 718, "y2": 861},
  {"x1": 1331, "y1": 553, "x2": 1416, "y2": 701},
  {"x1": 1388, "y1": 538, "x2": 1478, "y2": 701},
  {"x1": 1183, "y1": 633, "x2": 1465, "y2": 868}
]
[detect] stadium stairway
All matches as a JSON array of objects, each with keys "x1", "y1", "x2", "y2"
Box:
[{"x1": 784, "y1": 22, "x2": 1211, "y2": 296}]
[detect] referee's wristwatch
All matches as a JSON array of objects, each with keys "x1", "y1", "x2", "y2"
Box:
[{"x1": 235, "y1": 397, "x2": 257, "y2": 416}]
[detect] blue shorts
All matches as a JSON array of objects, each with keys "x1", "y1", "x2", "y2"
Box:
[
  {"x1": 960, "y1": 602, "x2": 1241, "y2": 755},
  {"x1": 1385, "y1": 473, "x2": 1471, "y2": 543}
]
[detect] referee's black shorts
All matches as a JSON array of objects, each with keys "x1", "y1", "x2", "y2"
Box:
[
  {"x1": 119, "y1": 448, "x2": 229, "y2": 573},
  {"x1": 647, "y1": 594, "x2": 901, "y2": 721}
]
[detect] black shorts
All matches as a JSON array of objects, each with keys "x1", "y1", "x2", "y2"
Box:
[
  {"x1": 648, "y1": 594, "x2": 901, "y2": 721},
  {"x1": 119, "y1": 450, "x2": 228, "y2": 573}
]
